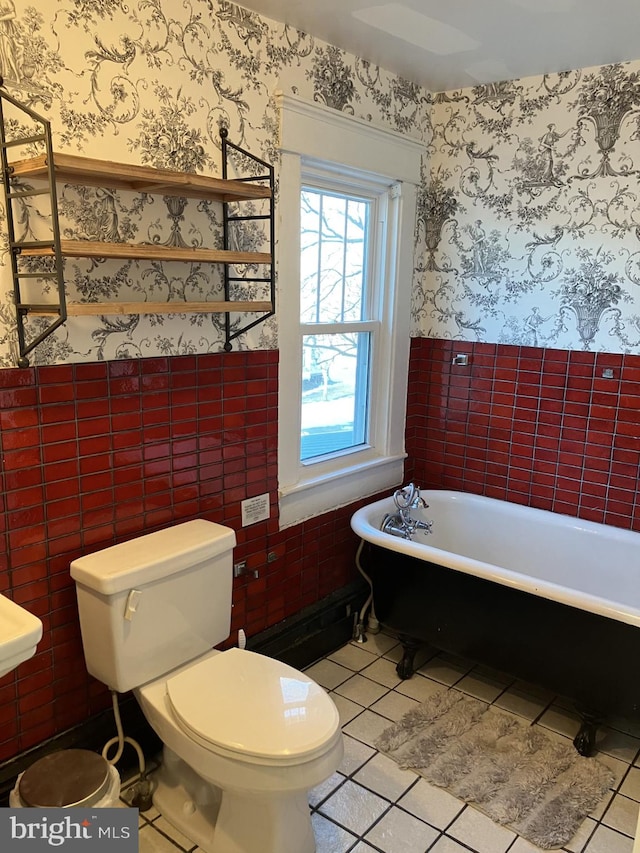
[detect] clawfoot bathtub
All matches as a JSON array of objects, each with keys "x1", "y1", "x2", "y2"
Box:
[{"x1": 351, "y1": 490, "x2": 640, "y2": 755}]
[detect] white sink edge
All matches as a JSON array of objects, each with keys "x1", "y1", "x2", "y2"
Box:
[{"x1": 0, "y1": 594, "x2": 43, "y2": 677}]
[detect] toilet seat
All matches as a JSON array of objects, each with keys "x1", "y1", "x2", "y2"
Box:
[{"x1": 166, "y1": 648, "x2": 340, "y2": 763}]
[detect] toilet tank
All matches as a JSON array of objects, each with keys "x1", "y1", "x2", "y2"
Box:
[{"x1": 70, "y1": 519, "x2": 236, "y2": 692}]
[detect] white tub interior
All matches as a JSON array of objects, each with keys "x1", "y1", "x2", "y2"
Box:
[{"x1": 351, "y1": 490, "x2": 640, "y2": 628}]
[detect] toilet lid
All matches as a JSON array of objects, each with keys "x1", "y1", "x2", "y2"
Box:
[{"x1": 166, "y1": 648, "x2": 340, "y2": 760}]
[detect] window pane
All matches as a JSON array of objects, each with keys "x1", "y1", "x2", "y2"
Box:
[
  {"x1": 301, "y1": 332, "x2": 370, "y2": 461},
  {"x1": 300, "y1": 188, "x2": 369, "y2": 324}
]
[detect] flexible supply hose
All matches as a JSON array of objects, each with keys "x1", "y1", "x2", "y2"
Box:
[
  {"x1": 103, "y1": 691, "x2": 153, "y2": 810},
  {"x1": 354, "y1": 539, "x2": 380, "y2": 640}
]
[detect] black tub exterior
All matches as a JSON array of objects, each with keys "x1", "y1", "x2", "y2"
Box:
[{"x1": 363, "y1": 543, "x2": 639, "y2": 754}]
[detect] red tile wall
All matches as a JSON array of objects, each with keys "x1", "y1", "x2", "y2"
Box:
[
  {"x1": 406, "y1": 338, "x2": 640, "y2": 531},
  {"x1": 12, "y1": 336, "x2": 634, "y2": 766},
  {"x1": 0, "y1": 351, "x2": 361, "y2": 764}
]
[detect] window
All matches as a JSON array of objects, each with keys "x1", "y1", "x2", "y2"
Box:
[
  {"x1": 300, "y1": 181, "x2": 374, "y2": 462},
  {"x1": 277, "y1": 93, "x2": 423, "y2": 527}
]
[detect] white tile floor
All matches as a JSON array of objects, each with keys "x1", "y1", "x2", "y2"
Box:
[{"x1": 121, "y1": 632, "x2": 640, "y2": 852}]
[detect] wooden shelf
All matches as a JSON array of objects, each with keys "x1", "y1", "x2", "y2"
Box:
[
  {"x1": 9, "y1": 153, "x2": 271, "y2": 203},
  {"x1": 24, "y1": 301, "x2": 273, "y2": 317},
  {"x1": 0, "y1": 89, "x2": 276, "y2": 363},
  {"x1": 20, "y1": 240, "x2": 271, "y2": 265}
]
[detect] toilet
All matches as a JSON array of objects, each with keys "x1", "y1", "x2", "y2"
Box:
[{"x1": 70, "y1": 519, "x2": 343, "y2": 853}]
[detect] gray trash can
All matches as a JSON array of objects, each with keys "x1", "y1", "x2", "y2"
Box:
[{"x1": 9, "y1": 749, "x2": 120, "y2": 808}]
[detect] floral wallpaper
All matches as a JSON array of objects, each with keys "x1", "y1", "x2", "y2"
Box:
[
  {"x1": 415, "y1": 63, "x2": 640, "y2": 352},
  {"x1": 2, "y1": 1, "x2": 640, "y2": 365},
  {"x1": 0, "y1": 0, "x2": 431, "y2": 367}
]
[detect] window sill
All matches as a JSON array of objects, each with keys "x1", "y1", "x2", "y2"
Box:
[{"x1": 278, "y1": 453, "x2": 406, "y2": 529}]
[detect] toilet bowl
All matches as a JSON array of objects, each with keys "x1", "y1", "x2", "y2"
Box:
[
  {"x1": 136, "y1": 647, "x2": 343, "y2": 853},
  {"x1": 70, "y1": 519, "x2": 343, "y2": 853}
]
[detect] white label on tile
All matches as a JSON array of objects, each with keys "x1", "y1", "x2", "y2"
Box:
[{"x1": 241, "y1": 493, "x2": 270, "y2": 526}]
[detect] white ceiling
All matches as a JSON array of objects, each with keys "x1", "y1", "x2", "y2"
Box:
[{"x1": 236, "y1": 0, "x2": 640, "y2": 92}]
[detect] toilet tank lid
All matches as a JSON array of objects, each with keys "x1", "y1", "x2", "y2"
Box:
[{"x1": 70, "y1": 520, "x2": 236, "y2": 595}]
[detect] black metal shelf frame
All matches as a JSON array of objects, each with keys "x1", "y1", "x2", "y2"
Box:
[
  {"x1": 0, "y1": 85, "x2": 66, "y2": 368},
  {"x1": 220, "y1": 126, "x2": 275, "y2": 351}
]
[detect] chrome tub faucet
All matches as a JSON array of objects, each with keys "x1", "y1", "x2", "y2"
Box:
[{"x1": 381, "y1": 483, "x2": 433, "y2": 540}]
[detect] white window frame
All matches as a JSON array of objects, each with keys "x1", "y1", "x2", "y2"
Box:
[{"x1": 277, "y1": 92, "x2": 423, "y2": 528}]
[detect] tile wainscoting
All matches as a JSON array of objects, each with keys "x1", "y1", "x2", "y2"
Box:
[
  {"x1": 4, "y1": 336, "x2": 638, "y2": 775},
  {"x1": 406, "y1": 338, "x2": 640, "y2": 531},
  {"x1": 0, "y1": 351, "x2": 363, "y2": 764}
]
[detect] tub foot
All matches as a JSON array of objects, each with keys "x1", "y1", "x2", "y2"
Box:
[
  {"x1": 573, "y1": 712, "x2": 601, "y2": 756},
  {"x1": 396, "y1": 635, "x2": 421, "y2": 680}
]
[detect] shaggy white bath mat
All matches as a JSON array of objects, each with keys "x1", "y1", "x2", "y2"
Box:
[{"x1": 376, "y1": 689, "x2": 614, "y2": 849}]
